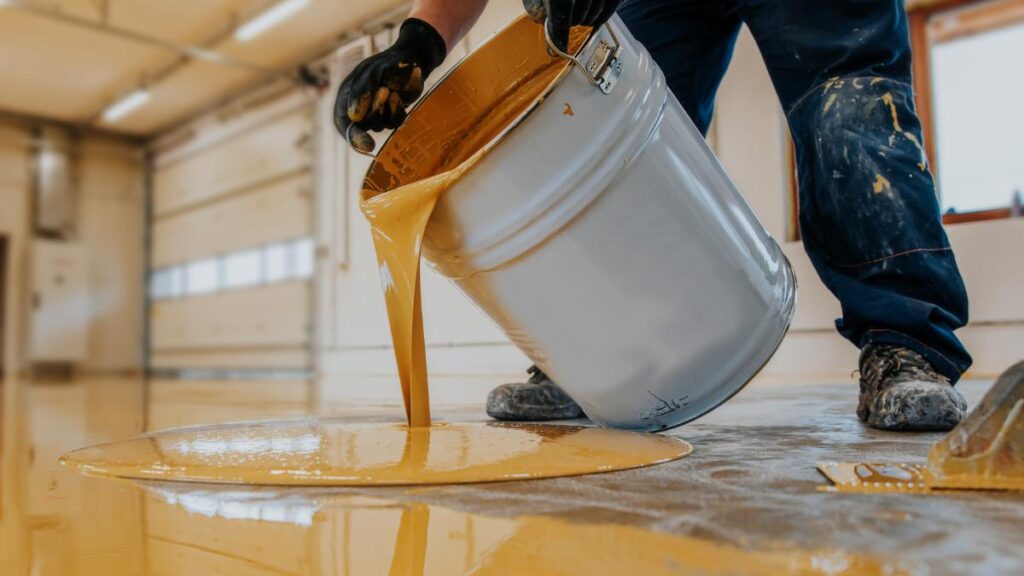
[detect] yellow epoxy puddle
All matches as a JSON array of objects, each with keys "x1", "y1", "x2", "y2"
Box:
[{"x1": 61, "y1": 420, "x2": 692, "y2": 485}]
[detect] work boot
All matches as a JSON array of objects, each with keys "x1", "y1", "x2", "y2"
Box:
[
  {"x1": 858, "y1": 344, "x2": 967, "y2": 431},
  {"x1": 486, "y1": 366, "x2": 584, "y2": 421}
]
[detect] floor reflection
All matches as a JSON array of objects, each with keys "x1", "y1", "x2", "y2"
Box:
[
  {"x1": 1, "y1": 377, "x2": 146, "y2": 576},
  {"x1": 132, "y1": 482, "x2": 911, "y2": 575},
  {"x1": 1, "y1": 376, "x2": 1016, "y2": 575},
  {"x1": 140, "y1": 484, "x2": 515, "y2": 575}
]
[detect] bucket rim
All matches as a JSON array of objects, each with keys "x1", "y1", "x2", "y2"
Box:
[{"x1": 364, "y1": 15, "x2": 599, "y2": 192}]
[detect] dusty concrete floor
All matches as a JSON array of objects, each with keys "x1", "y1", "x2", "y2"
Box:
[
  {"x1": 1, "y1": 377, "x2": 1021, "y2": 574},
  {"x1": 360, "y1": 381, "x2": 1024, "y2": 573}
]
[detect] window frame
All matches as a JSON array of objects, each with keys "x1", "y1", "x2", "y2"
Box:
[{"x1": 911, "y1": 0, "x2": 1024, "y2": 223}]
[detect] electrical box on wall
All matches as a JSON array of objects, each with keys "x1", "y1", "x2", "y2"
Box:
[
  {"x1": 34, "y1": 143, "x2": 76, "y2": 236},
  {"x1": 29, "y1": 239, "x2": 89, "y2": 364}
]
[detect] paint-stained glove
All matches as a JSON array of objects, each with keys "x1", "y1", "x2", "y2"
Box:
[
  {"x1": 334, "y1": 18, "x2": 446, "y2": 154},
  {"x1": 523, "y1": 0, "x2": 621, "y2": 53}
]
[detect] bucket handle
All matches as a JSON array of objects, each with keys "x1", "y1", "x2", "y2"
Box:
[{"x1": 544, "y1": 22, "x2": 623, "y2": 95}]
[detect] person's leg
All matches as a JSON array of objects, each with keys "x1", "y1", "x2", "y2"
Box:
[
  {"x1": 739, "y1": 0, "x2": 970, "y2": 429},
  {"x1": 487, "y1": 0, "x2": 743, "y2": 421},
  {"x1": 617, "y1": 0, "x2": 743, "y2": 135}
]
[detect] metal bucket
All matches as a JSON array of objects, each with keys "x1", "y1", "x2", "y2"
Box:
[{"x1": 365, "y1": 15, "x2": 796, "y2": 431}]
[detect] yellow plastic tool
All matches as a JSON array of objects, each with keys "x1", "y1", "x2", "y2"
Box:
[
  {"x1": 927, "y1": 361, "x2": 1023, "y2": 490},
  {"x1": 819, "y1": 361, "x2": 1023, "y2": 493}
]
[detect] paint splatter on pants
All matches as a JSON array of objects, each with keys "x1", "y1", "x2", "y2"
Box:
[{"x1": 619, "y1": 0, "x2": 971, "y2": 380}]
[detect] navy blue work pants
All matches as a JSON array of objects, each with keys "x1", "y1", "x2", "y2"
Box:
[{"x1": 617, "y1": 0, "x2": 972, "y2": 380}]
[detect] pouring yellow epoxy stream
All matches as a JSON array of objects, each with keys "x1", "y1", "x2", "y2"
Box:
[
  {"x1": 360, "y1": 147, "x2": 483, "y2": 427},
  {"x1": 359, "y1": 34, "x2": 582, "y2": 427}
]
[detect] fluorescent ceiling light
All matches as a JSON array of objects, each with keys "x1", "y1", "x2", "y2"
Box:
[
  {"x1": 102, "y1": 89, "x2": 151, "y2": 123},
  {"x1": 234, "y1": 0, "x2": 310, "y2": 42}
]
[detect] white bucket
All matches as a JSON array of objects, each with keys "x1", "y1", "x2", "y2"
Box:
[{"x1": 365, "y1": 15, "x2": 796, "y2": 431}]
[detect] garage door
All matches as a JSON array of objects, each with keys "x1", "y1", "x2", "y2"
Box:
[{"x1": 149, "y1": 89, "x2": 315, "y2": 373}]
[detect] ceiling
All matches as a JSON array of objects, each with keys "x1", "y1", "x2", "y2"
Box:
[{"x1": 0, "y1": 0, "x2": 406, "y2": 136}]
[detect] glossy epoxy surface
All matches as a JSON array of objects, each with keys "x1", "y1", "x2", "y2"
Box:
[
  {"x1": 61, "y1": 421, "x2": 691, "y2": 485},
  {"x1": 3, "y1": 376, "x2": 1023, "y2": 575}
]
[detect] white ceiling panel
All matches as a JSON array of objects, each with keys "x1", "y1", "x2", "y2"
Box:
[
  {"x1": 111, "y1": 60, "x2": 259, "y2": 135},
  {"x1": 0, "y1": 8, "x2": 168, "y2": 121},
  {"x1": 0, "y1": 0, "x2": 407, "y2": 136},
  {"x1": 218, "y1": 0, "x2": 408, "y2": 67},
  {"x1": 18, "y1": 0, "x2": 253, "y2": 43}
]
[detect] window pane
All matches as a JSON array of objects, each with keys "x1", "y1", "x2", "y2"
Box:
[
  {"x1": 185, "y1": 258, "x2": 220, "y2": 295},
  {"x1": 265, "y1": 243, "x2": 290, "y2": 283},
  {"x1": 150, "y1": 267, "x2": 182, "y2": 300},
  {"x1": 291, "y1": 238, "x2": 315, "y2": 279},
  {"x1": 932, "y1": 22, "x2": 1024, "y2": 213},
  {"x1": 223, "y1": 249, "x2": 264, "y2": 289}
]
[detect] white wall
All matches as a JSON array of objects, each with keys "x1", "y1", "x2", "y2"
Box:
[{"x1": 713, "y1": 28, "x2": 791, "y2": 242}]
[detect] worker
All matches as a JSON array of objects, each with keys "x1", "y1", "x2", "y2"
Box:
[{"x1": 334, "y1": 0, "x2": 972, "y2": 431}]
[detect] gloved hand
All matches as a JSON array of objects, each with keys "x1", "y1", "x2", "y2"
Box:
[
  {"x1": 522, "y1": 0, "x2": 621, "y2": 53},
  {"x1": 333, "y1": 18, "x2": 447, "y2": 153}
]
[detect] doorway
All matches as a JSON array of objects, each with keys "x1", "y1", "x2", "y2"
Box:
[{"x1": 0, "y1": 235, "x2": 7, "y2": 378}]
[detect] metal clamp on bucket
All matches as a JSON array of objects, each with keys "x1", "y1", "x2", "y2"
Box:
[{"x1": 545, "y1": 23, "x2": 623, "y2": 95}]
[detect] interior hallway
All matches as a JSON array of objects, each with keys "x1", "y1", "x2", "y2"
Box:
[{"x1": 1, "y1": 376, "x2": 1021, "y2": 575}]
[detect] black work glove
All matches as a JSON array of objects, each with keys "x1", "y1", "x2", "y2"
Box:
[
  {"x1": 334, "y1": 18, "x2": 447, "y2": 153},
  {"x1": 523, "y1": 0, "x2": 621, "y2": 53}
]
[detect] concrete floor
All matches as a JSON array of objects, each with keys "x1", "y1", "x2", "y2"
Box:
[
  {"x1": 1, "y1": 377, "x2": 1021, "y2": 574},
  {"x1": 374, "y1": 380, "x2": 1024, "y2": 573}
]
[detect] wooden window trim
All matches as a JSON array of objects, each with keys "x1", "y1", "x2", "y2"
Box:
[
  {"x1": 941, "y1": 207, "x2": 1017, "y2": 225},
  {"x1": 928, "y1": 0, "x2": 1024, "y2": 43},
  {"x1": 911, "y1": 0, "x2": 1024, "y2": 225}
]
